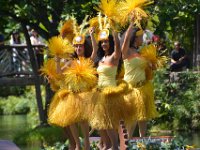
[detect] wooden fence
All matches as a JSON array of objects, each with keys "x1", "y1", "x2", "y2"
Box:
[{"x1": 0, "y1": 44, "x2": 46, "y2": 86}]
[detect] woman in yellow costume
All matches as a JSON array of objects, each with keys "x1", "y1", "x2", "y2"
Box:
[
  {"x1": 121, "y1": 21, "x2": 159, "y2": 138},
  {"x1": 90, "y1": 29, "x2": 121, "y2": 150},
  {"x1": 40, "y1": 35, "x2": 77, "y2": 150},
  {"x1": 88, "y1": 13, "x2": 134, "y2": 149},
  {"x1": 47, "y1": 17, "x2": 97, "y2": 150}
]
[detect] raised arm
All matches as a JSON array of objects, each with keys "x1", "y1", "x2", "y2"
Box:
[
  {"x1": 55, "y1": 56, "x2": 62, "y2": 74},
  {"x1": 55, "y1": 56, "x2": 71, "y2": 74},
  {"x1": 121, "y1": 22, "x2": 134, "y2": 58},
  {"x1": 112, "y1": 30, "x2": 121, "y2": 60},
  {"x1": 89, "y1": 27, "x2": 98, "y2": 61}
]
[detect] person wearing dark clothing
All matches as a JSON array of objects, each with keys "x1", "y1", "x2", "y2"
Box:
[
  {"x1": 0, "y1": 34, "x2": 4, "y2": 46},
  {"x1": 170, "y1": 41, "x2": 190, "y2": 71}
]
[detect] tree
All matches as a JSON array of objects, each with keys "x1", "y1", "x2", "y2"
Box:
[{"x1": 149, "y1": 0, "x2": 200, "y2": 52}]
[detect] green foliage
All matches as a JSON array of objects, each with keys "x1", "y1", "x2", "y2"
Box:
[
  {"x1": 149, "y1": 0, "x2": 200, "y2": 53},
  {"x1": 41, "y1": 136, "x2": 199, "y2": 150},
  {"x1": 0, "y1": 96, "x2": 29, "y2": 115},
  {"x1": 0, "y1": 86, "x2": 26, "y2": 97},
  {"x1": 61, "y1": 0, "x2": 99, "y2": 22},
  {"x1": 0, "y1": 86, "x2": 43, "y2": 127},
  {"x1": 0, "y1": 0, "x2": 100, "y2": 41},
  {"x1": 42, "y1": 142, "x2": 68, "y2": 150},
  {"x1": 153, "y1": 70, "x2": 200, "y2": 130},
  {"x1": 13, "y1": 126, "x2": 65, "y2": 147}
]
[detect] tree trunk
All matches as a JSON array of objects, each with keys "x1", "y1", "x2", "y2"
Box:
[
  {"x1": 21, "y1": 23, "x2": 46, "y2": 125},
  {"x1": 44, "y1": 83, "x2": 54, "y2": 121}
]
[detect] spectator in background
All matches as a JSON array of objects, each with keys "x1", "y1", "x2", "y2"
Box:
[
  {"x1": 10, "y1": 31, "x2": 21, "y2": 44},
  {"x1": 143, "y1": 29, "x2": 154, "y2": 45},
  {"x1": 170, "y1": 41, "x2": 190, "y2": 71},
  {"x1": 30, "y1": 29, "x2": 44, "y2": 45},
  {"x1": 0, "y1": 34, "x2": 4, "y2": 46},
  {"x1": 30, "y1": 29, "x2": 44, "y2": 68},
  {"x1": 10, "y1": 31, "x2": 25, "y2": 72},
  {"x1": 26, "y1": 25, "x2": 32, "y2": 37}
]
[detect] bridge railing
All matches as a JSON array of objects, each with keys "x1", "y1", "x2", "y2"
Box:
[{"x1": 0, "y1": 44, "x2": 46, "y2": 77}]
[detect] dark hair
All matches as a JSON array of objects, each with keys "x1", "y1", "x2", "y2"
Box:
[
  {"x1": 94, "y1": 34, "x2": 122, "y2": 75},
  {"x1": 72, "y1": 36, "x2": 92, "y2": 59},
  {"x1": 129, "y1": 28, "x2": 140, "y2": 48},
  {"x1": 94, "y1": 35, "x2": 115, "y2": 66},
  {"x1": 0, "y1": 34, "x2": 4, "y2": 42},
  {"x1": 119, "y1": 27, "x2": 139, "y2": 49},
  {"x1": 12, "y1": 31, "x2": 21, "y2": 44}
]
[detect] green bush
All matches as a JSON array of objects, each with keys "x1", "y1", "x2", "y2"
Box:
[
  {"x1": 0, "y1": 96, "x2": 29, "y2": 115},
  {"x1": 0, "y1": 86, "x2": 26, "y2": 97},
  {"x1": 153, "y1": 70, "x2": 200, "y2": 130},
  {"x1": 13, "y1": 126, "x2": 66, "y2": 146},
  {"x1": 0, "y1": 86, "x2": 44, "y2": 127}
]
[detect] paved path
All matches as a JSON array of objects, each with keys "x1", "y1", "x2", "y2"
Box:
[{"x1": 0, "y1": 140, "x2": 20, "y2": 150}]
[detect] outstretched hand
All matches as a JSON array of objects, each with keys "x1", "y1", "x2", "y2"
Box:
[{"x1": 89, "y1": 27, "x2": 95, "y2": 35}]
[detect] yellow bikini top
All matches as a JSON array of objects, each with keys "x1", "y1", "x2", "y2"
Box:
[
  {"x1": 97, "y1": 64, "x2": 117, "y2": 87},
  {"x1": 123, "y1": 56, "x2": 147, "y2": 85}
]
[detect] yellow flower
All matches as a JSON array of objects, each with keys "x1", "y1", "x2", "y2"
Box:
[{"x1": 137, "y1": 142, "x2": 146, "y2": 150}]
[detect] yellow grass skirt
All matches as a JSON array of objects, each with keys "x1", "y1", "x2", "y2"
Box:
[
  {"x1": 48, "y1": 89, "x2": 92, "y2": 127},
  {"x1": 89, "y1": 81, "x2": 134, "y2": 130},
  {"x1": 125, "y1": 80, "x2": 159, "y2": 121}
]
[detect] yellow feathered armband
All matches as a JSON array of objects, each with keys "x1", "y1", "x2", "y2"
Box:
[
  {"x1": 48, "y1": 36, "x2": 74, "y2": 58},
  {"x1": 40, "y1": 59, "x2": 63, "y2": 81},
  {"x1": 63, "y1": 58, "x2": 97, "y2": 93},
  {"x1": 140, "y1": 44, "x2": 168, "y2": 70},
  {"x1": 40, "y1": 59, "x2": 64, "y2": 91}
]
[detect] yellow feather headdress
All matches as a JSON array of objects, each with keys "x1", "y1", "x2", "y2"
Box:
[
  {"x1": 60, "y1": 19, "x2": 75, "y2": 43},
  {"x1": 89, "y1": 14, "x2": 110, "y2": 41},
  {"x1": 95, "y1": 0, "x2": 121, "y2": 40},
  {"x1": 89, "y1": 17, "x2": 101, "y2": 41},
  {"x1": 117, "y1": 0, "x2": 153, "y2": 28},
  {"x1": 63, "y1": 57, "x2": 97, "y2": 92},
  {"x1": 72, "y1": 16, "x2": 89, "y2": 45},
  {"x1": 48, "y1": 35, "x2": 74, "y2": 58},
  {"x1": 96, "y1": 0, "x2": 119, "y2": 23},
  {"x1": 97, "y1": 13, "x2": 111, "y2": 41}
]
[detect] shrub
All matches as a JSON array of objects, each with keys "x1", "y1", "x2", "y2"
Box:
[{"x1": 153, "y1": 70, "x2": 200, "y2": 130}]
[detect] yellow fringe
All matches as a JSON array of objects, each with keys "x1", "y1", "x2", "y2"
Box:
[
  {"x1": 48, "y1": 90, "x2": 93, "y2": 127},
  {"x1": 125, "y1": 81, "x2": 159, "y2": 121},
  {"x1": 89, "y1": 80, "x2": 134, "y2": 130},
  {"x1": 101, "y1": 80, "x2": 130, "y2": 96}
]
